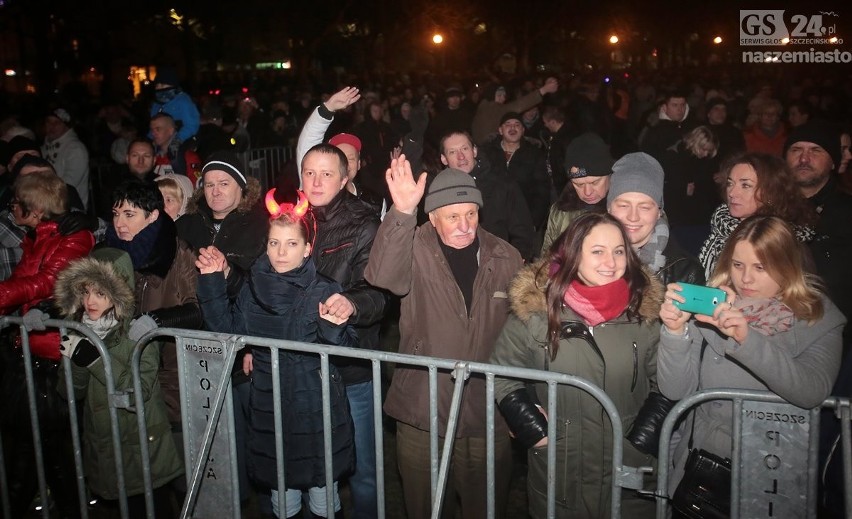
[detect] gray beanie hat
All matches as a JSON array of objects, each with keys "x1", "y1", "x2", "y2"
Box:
[
  {"x1": 607, "y1": 152, "x2": 665, "y2": 208},
  {"x1": 424, "y1": 168, "x2": 483, "y2": 213}
]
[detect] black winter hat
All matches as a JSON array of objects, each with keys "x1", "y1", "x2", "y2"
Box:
[
  {"x1": 564, "y1": 132, "x2": 614, "y2": 178},
  {"x1": 202, "y1": 151, "x2": 248, "y2": 189},
  {"x1": 784, "y1": 121, "x2": 842, "y2": 170}
]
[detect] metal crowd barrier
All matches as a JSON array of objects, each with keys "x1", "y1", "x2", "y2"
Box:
[
  {"x1": 654, "y1": 389, "x2": 852, "y2": 519},
  {"x1": 236, "y1": 146, "x2": 295, "y2": 192},
  {"x1": 3, "y1": 317, "x2": 851, "y2": 519},
  {"x1": 134, "y1": 327, "x2": 646, "y2": 519},
  {"x1": 0, "y1": 316, "x2": 132, "y2": 519}
]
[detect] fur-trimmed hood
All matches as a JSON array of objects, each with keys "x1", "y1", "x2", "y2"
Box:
[
  {"x1": 54, "y1": 248, "x2": 136, "y2": 321},
  {"x1": 184, "y1": 176, "x2": 262, "y2": 217},
  {"x1": 508, "y1": 258, "x2": 664, "y2": 324}
]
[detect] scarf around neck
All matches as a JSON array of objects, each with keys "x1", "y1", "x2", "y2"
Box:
[
  {"x1": 82, "y1": 313, "x2": 119, "y2": 339},
  {"x1": 105, "y1": 214, "x2": 177, "y2": 278},
  {"x1": 699, "y1": 204, "x2": 816, "y2": 279},
  {"x1": 563, "y1": 278, "x2": 630, "y2": 326},
  {"x1": 734, "y1": 296, "x2": 796, "y2": 336},
  {"x1": 637, "y1": 216, "x2": 669, "y2": 273}
]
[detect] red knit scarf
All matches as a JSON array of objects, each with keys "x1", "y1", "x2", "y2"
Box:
[{"x1": 563, "y1": 278, "x2": 630, "y2": 326}]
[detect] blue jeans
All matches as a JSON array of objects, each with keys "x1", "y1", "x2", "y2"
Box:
[{"x1": 346, "y1": 380, "x2": 378, "y2": 518}]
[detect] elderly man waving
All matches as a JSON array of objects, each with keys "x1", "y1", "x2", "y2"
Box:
[{"x1": 365, "y1": 156, "x2": 523, "y2": 519}]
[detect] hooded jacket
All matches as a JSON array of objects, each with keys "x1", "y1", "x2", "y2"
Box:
[
  {"x1": 196, "y1": 255, "x2": 356, "y2": 489},
  {"x1": 491, "y1": 260, "x2": 663, "y2": 518},
  {"x1": 54, "y1": 248, "x2": 183, "y2": 499}
]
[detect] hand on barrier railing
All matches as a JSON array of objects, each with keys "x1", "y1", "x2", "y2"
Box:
[
  {"x1": 22, "y1": 308, "x2": 48, "y2": 331},
  {"x1": 128, "y1": 314, "x2": 158, "y2": 342},
  {"x1": 60, "y1": 334, "x2": 100, "y2": 367}
]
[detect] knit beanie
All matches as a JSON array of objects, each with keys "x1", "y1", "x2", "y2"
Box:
[
  {"x1": 784, "y1": 121, "x2": 841, "y2": 170},
  {"x1": 607, "y1": 152, "x2": 665, "y2": 208},
  {"x1": 424, "y1": 168, "x2": 483, "y2": 213},
  {"x1": 564, "y1": 132, "x2": 615, "y2": 178},
  {"x1": 202, "y1": 151, "x2": 248, "y2": 189}
]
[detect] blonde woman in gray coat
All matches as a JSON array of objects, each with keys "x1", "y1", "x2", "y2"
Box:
[{"x1": 658, "y1": 216, "x2": 845, "y2": 492}]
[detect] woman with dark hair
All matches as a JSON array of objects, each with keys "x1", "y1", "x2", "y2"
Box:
[
  {"x1": 491, "y1": 211, "x2": 663, "y2": 518},
  {"x1": 659, "y1": 216, "x2": 844, "y2": 495},
  {"x1": 698, "y1": 152, "x2": 815, "y2": 278}
]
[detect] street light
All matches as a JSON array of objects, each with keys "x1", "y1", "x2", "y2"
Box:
[
  {"x1": 609, "y1": 35, "x2": 619, "y2": 44},
  {"x1": 432, "y1": 33, "x2": 444, "y2": 45},
  {"x1": 713, "y1": 36, "x2": 723, "y2": 44}
]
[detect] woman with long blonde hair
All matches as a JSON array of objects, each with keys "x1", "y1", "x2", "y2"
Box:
[{"x1": 658, "y1": 215, "x2": 844, "y2": 494}]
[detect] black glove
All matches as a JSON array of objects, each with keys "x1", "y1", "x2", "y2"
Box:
[
  {"x1": 498, "y1": 388, "x2": 548, "y2": 449},
  {"x1": 626, "y1": 391, "x2": 677, "y2": 457},
  {"x1": 60, "y1": 335, "x2": 101, "y2": 367},
  {"x1": 58, "y1": 212, "x2": 99, "y2": 235},
  {"x1": 148, "y1": 303, "x2": 204, "y2": 330}
]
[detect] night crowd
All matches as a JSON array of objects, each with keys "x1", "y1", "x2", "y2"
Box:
[{"x1": 0, "y1": 64, "x2": 851, "y2": 518}]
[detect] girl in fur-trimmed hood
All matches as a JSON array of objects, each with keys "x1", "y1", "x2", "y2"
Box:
[{"x1": 54, "y1": 248, "x2": 182, "y2": 510}]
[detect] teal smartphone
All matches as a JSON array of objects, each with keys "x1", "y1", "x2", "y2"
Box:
[{"x1": 672, "y1": 283, "x2": 727, "y2": 316}]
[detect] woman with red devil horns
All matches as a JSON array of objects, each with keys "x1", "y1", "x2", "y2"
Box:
[{"x1": 195, "y1": 187, "x2": 356, "y2": 519}]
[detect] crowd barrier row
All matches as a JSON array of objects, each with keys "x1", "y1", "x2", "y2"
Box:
[{"x1": 0, "y1": 316, "x2": 850, "y2": 519}]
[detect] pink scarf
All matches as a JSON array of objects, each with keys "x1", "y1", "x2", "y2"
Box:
[{"x1": 563, "y1": 278, "x2": 630, "y2": 326}]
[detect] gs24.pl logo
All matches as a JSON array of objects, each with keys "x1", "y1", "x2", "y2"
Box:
[{"x1": 740, "y1": 10, "x2": 841, "y2": 45}]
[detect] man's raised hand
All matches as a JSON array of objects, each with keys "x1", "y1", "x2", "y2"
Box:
[
  {"x1": 324, "y1": 87, "x2": 361, "y2": 112},
  {"x1": 385, "y1": 154, "x2": 427, "y2": 215}
]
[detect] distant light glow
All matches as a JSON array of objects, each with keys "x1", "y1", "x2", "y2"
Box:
[
  {"x1": 4, "y1": 69, "x2": 15, "y2": 77},
  {"x1": 781, "y1": 37, "x2": 790, "y2": 44},
  {"x1": 432, "y1": 34, "x2": 443, "y2": 45},
  {"x1": 713, "y1": 36, "x2": 723, "y2": 44},
  {"x1": 830, "y1": 36, "x2": 839, "y2": 43},
  {"x1": 609, "y1": 35, "x2": 619, "y2": 44}
]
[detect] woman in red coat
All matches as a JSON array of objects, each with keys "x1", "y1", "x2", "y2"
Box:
[
  {"x1": 0, "y1": 169, "x2": 94, "y2": 518},
  {"x1": 0, "y1": 169, "x2": 95, "y2": 358}
]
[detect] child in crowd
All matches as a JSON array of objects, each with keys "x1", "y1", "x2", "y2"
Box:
[
  {"x1": 195, "y1": 189, "x2": 355, "y2": 519},
  {"x1": 54, "y1": 247, "x2": 183, "y2": 518}
]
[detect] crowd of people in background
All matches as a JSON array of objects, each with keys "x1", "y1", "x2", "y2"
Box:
[{"x1": 0, "y1": 63, "x2": 851, "y2": 518}]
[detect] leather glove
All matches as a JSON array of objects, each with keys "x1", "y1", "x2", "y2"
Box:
[
  {"x1": 626, "y1": 391, "x2": 677, "y2": 457},
  {"x1": 22, "y1": 308, "x2": 48, "y2": 331},
  {"x1": 498, "y1": 388, "x2": 548, "y2": 449},
  {"x1": 58, "y1": 212, "x2": 99, "y2": 235},
  {"x1": 60, "y1": 335, "x2": 100, "y2": 367},
  {"x1": 128, "y1": 314, "x2": 159, "y2": 342}
]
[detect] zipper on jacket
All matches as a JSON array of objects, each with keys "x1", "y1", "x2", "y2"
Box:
[
  {"x1": 631, "y1": 341, "x2": 638, "y2": 392},
  {"x1": 321, "y1": 242, "x2": 354, "y2": 256}
]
